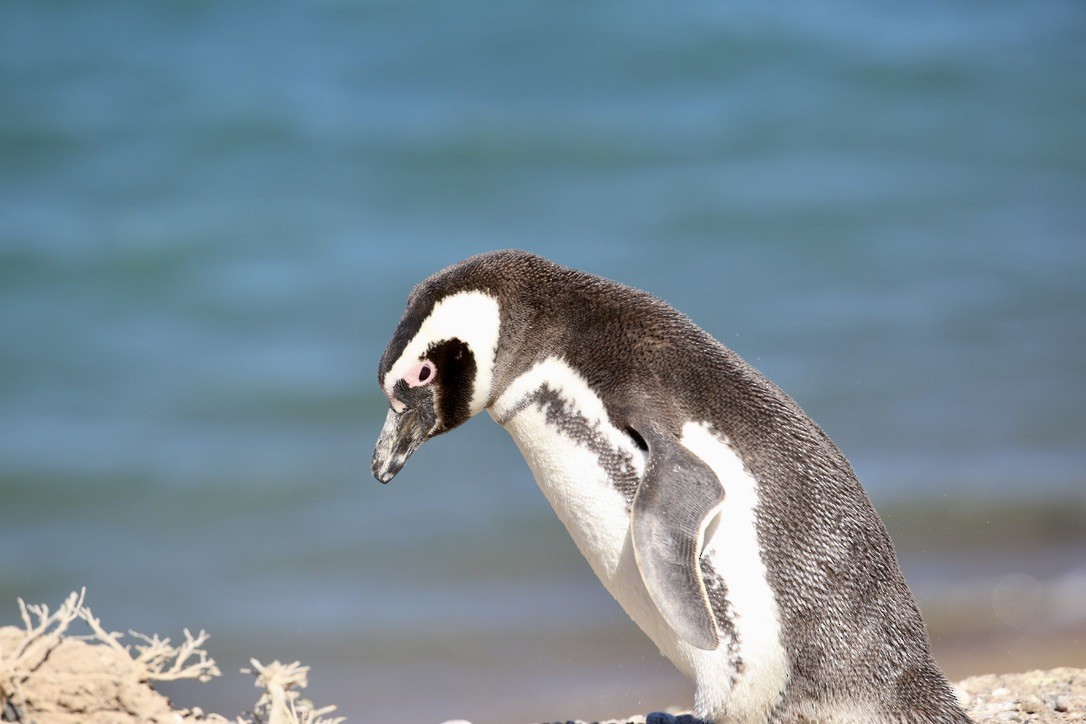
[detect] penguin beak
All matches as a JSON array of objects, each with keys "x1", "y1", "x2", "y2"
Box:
[{"x1": 372, "y1": 403, "x2": 435, "y2": 484}]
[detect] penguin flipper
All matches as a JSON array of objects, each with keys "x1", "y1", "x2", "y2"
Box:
[{"x1": 631, "y1": 425, "x2": 724, "y2": 651}]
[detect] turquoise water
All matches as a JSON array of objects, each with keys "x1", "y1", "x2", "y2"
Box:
[{"x1": 2, "y1": 2, "x2": 1085, "y2": 722}]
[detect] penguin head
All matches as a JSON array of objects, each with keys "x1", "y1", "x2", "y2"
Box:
[{"x1": 371, "y1": 281, "x2": 503, "y2": 483}]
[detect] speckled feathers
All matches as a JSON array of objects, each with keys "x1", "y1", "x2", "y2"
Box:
[{"x1": 374, "y1": 250, "x2": 971, "y2": 723}]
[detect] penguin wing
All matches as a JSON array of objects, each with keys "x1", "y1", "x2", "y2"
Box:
[{"x1": 631, "y1": 425, "x2": 724, "y2": 651}]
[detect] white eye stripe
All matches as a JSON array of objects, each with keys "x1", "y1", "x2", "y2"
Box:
[{"x1": 383, "y1": 290, "x2": 501, "y2": 415}]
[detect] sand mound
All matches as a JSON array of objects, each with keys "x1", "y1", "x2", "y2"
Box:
[{"x1": 0, "y1": 590, "x2": 341, "y2": 724}]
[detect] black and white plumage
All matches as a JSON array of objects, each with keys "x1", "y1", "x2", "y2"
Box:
[{"x1": 372, "y1": 250, "x2": 971, "y2": 723}]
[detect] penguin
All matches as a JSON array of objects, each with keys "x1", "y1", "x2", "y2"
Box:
[{"x1": 371, "y1": 250, "x2": 972, "y2": 724}]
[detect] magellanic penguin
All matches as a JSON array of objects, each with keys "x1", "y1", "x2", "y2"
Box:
[{"x1": 372, "y1": 250, "x2": 972, "y2": 724}]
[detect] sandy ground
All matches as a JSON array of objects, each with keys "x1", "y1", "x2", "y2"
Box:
[
  {"x1": 548, "y1": 666, "x2": 1086, "y2": 723},
  {"x1": 1, "y1": 591, "x2": 1082, "y2": 723},
  {"x1": 534, "y1": 666, "x2": 1086, "y2": 724}
]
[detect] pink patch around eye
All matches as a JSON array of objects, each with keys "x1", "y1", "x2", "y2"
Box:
[{"x1": 404, "y1": 360, "x2": 436, "y2": 388}]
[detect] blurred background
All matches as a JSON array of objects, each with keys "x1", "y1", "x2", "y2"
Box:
[{"x1": 2, "y1": 1, "x2": 1084, "y2": 722}]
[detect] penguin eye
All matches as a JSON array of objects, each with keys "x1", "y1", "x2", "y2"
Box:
[{"x1": 404, "y1": 359, "x2": 436, "y2": 388}]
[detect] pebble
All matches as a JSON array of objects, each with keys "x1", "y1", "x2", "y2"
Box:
[{"x1": 1021, "y1": 695, "x2": 1044, "y2": 713}]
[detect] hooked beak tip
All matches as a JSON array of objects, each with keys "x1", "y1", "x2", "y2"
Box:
[{"x1": 372, "y1": 451, "x2": 405, "y2": 484}]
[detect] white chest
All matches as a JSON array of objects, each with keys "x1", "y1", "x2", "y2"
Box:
[
  {"x1": 489, "y1": 357, "x2": 790, "y2": 722},
  {"x1": 489, "y1": 359, "x2": 698, "y2": 668},
  {"x1": 489, "y1": 359, "x2": 647, "y2": 597}
]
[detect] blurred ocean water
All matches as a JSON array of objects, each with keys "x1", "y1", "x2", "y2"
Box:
[{"x1": 2, "y1": 2, "x2": 1084, "y2": 722}]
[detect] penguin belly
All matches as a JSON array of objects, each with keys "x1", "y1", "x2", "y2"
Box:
[{"x1": 490, "y1": 359, "x2": 788, "y2": 722}]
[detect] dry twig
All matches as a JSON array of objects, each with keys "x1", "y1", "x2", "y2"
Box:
[{"x1": 242, "y1": 658, "x2": 344, "y2": 724}]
